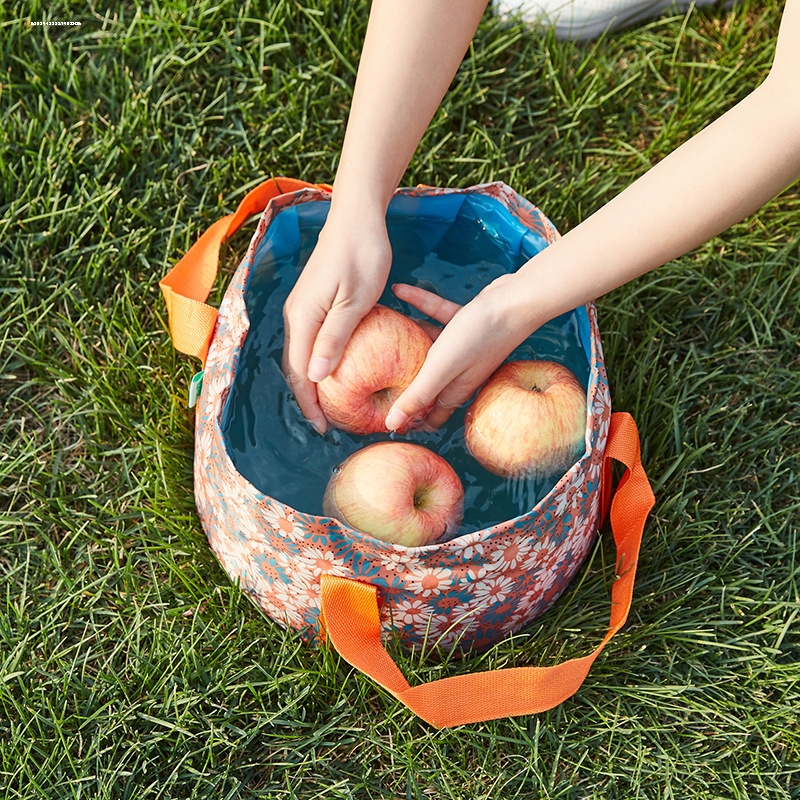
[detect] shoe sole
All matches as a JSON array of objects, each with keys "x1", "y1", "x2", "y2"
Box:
[{"x1": 543, "y1": 0, "x2": 727, "y2": 41}]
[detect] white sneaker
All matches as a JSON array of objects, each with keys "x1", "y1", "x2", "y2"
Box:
[{"x1": 494, "y1": 0, "x2": 722, "y2": 41}]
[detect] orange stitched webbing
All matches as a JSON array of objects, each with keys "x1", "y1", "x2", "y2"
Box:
[{"x1": 160, "y1": 177, "x2": 331, "y2": 363}]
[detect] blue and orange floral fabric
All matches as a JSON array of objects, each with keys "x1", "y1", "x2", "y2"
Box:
[{"x1": 194, "y1": 183, "x2": 612, "y2": 652}]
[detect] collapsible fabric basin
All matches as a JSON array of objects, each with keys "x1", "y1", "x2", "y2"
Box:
[
  {"x1": 192, "y1": 182, "x2": 611, "y2": 653},
  {"x1": 161, "y1": 178, "x2": 654, "y2": 727}
]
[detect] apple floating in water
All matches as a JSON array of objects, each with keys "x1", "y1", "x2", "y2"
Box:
[
  {"x1": 464, "y1": 360, "x2": 587, "y2": 479},
  {"x1": 316, "y1": 305, "x2": 432, "y2": 435},
  {"x1": 322, "y1": 442, "x2": 464, "y2": 547}
]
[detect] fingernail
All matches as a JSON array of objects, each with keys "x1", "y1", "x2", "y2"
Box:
[
  {"x1": 310, "y1": 416, "x2": 327, "y2": 435},
  {"x1": 307, "y1": 357, "x2": 331, "y2": 383},
  {"x1": 385, "y1": 408, "x2": 409, "y2": 432}
]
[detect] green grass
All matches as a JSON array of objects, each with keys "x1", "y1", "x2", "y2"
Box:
[{"x1": 2, "y1": 0, "x2": 798, "y2": 797}]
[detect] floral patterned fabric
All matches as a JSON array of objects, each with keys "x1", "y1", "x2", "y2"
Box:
[{"x1": 194, "y1": 183, "x2": 612, "y2": 652}]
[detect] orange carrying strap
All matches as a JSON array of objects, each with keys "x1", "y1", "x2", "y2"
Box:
[
  {"x1": 160, "y1": 177, "x2": 331, "y2": 363},
  {"x1": 319, "y1": 411, "x2": 655, "y2": 728}
]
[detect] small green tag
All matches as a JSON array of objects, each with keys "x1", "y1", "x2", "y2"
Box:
[{"x1": 188, "y1": 370, "x2": 204, "y2": 408}]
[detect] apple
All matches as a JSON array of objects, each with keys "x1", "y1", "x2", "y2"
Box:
[
  {"x1": 322, "y1": 442, "x2": 464, "y2": 547},
  {"x1": 316, "y1": 305, "x2": 432, "y2": 435},
  {"x1": 464, "y1": 360, "x2": 587, "y2": 479}
]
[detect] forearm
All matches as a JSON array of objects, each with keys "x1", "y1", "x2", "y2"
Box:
[
  {"x1": 384, "y1": 0, "x2": 800, "y2": 430},
  {"x1": 330, "y1": 0, "x2": 488, "y2": 217},
  {"x1": 515, "y1": 60, "x2": 800, "y2": 328}
]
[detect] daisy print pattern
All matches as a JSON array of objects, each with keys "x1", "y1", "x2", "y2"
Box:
[{"x1": 191, "y1": 183, "x2": 613, "y2": 653}]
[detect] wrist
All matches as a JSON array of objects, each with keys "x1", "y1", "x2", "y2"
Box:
[
  {"x1": 514, "y1": 245, "x2": 584, "y2": 328},
  {"x1": 328, "y1": 176, "x2": 396, "y2": 222},
  {"x1": 473, "y1": 270, "x2": 550, "y2": 352},
  {"x1": 507, "y1": 274, "x2": 551, "y2": 344},
  {"x1": 320, "y1": 207, "x2": 387, "y2": 247},
  {"x1": 328, "y1": 141, "x2": 406, "y2": 220},
  {"x1": 323, "y1": 185, "x2": 393, "y2": 239}
]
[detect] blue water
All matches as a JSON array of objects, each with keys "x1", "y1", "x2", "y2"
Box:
[{"x1": 222, "y1": 194, "x2": 591, "y2": 536}]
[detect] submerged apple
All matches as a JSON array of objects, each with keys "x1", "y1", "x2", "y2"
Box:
[
  {"x1": 322, "y1": 442, "x2": 464, "y2": 547},
  {"x1": 316, "y1": 305, "x2": 432, "y2": 435},
  {"x1": 464, "y1": 360, "x2": 587, "y2": 479}
]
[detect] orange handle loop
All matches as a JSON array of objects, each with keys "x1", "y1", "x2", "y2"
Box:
[
  {"x1": 160, "y1": 176, "x2": 331, "y2": 363},
  {"x1": 320, "y1": 411, "x2": 655, "y2": 728}
]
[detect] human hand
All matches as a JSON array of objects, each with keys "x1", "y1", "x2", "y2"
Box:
[
  {"x1": 282, "y1": 209, "x2": 393, "y2": 434},
  {"x1": 385, "y1": 273, "x2": 542, "y2": 430}
]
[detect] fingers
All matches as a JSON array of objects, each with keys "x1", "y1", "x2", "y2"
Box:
[
  {"x1": 414, "y1": 319, "x2": 445, "y2": 342},
  {"x1": 384, "y1": 371, "x2": 474, "y2": 431},
  {"x1": 283, "y1": 294, "x2": 377, "y2": 433},
  {"x1": 281, "y1": 213, "x2": 394, "y2": 435},
  {"x1": 307, "y1": 299, "x2": 368, "y2": 382},
  {"x1": 425, "y1": 396, "x2": 464, "y2": 430},
  {"x1": 284, "y1": 364, "x2": 328, "y2": 435},
  {"x1": 385, "y1": 282, "x2": 524, "y2": 431},
  {"x1": 282, "y1": 309, "x2": 328, "y2": 435},
  {"x1": 384, "y1": 383, "x2": 434, "y2": 433},
  {"x1": 385, "y1": 344, "x2": 498, "y2": 431},
  {"x1": 392, "y1": 283, "x2": 462, "y2": 325}
]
